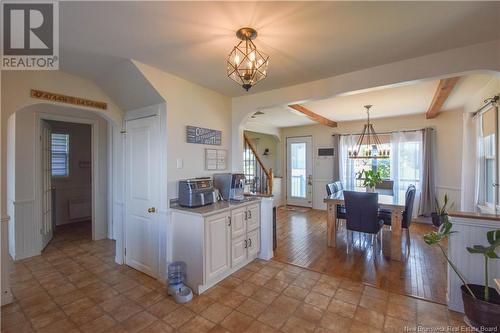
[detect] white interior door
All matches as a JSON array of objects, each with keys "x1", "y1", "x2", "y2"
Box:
[
  {"x1": 41, "y1": 121, "x2": 53, "y2": 249},
  {"x1": 287, "y1": 136, "x2": 313, "y2": 207},
  {"x1": 125, "y1": 116, "x2": 160, "y2": 278}
]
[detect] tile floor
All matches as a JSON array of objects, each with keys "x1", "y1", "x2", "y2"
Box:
[{"x1": 1, "y1": 221, "x2": 469, "y2": 333}]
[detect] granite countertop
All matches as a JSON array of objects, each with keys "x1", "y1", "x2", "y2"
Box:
[{"x1": 170, "y1": 197, "x2": 261, "y2": 217}]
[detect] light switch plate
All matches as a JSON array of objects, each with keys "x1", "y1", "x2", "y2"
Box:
[{"x1": 176, "y1": 158, "x2": 183, "y2": 169}]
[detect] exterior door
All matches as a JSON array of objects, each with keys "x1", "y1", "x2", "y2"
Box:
[
  {"x1": 205, "y1": 213, "x2": 231, "y2": 281},
  {"x1": 286, "y1": 136, "x2": 313, "y2": 207},
  {"x1": 41, "y1": 121, "x2": 53, "y2": 249},
  {"x1": 125, "y1": 116, "x2": 160, "y2": 278}
]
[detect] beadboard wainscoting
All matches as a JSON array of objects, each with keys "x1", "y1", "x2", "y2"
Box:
[
  {"x1": 447, "y1": 216, "x2": 500, "y2": 312},
  {"x1": 9, "y1": 199, "x2": 40, "y2": 260},
  {"x1": 1, "y1": 214, "x2": 13, "y2": 305}
]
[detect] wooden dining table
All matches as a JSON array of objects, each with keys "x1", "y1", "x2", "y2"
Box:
[{"x1": 323, "y1": 187, "x2": 406, "y2": 261}]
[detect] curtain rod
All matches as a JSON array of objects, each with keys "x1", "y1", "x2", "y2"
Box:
[
  {"x1": 332, "y1": 127, "x2": 433, "y2": 137},
  {"x1": 473, "y1": 95, "x2": 499, "y2": 118}
]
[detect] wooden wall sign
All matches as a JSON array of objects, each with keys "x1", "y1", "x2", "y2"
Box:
[
  {"x1": 30, "y1": 89, "x2": 107, "y2": 110},
  {"x1": 186, "y1": 126, "x2": 222, "y2": 145}
]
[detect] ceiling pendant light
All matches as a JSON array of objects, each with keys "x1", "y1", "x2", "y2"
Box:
[
  {"x1": 227, "y1": 27, "x2": 269, "y2": 92},
  {"x1": 348, "y1": 105, "x2": 390, "y2": 159}
]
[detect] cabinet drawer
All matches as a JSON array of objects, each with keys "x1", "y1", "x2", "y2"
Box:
[
  {"x1": 231, "y1": 234, "x2": 247, "y2": 267},
  {"x1": 247, "y1": 228, "x2": 260, "y2": 258},
  {"x1": 246, "y1": 203, "x2": 260, "y2": 231}
]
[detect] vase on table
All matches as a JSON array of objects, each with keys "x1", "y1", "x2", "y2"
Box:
[{"x1": 365, "y1": 187, "x2": 375, "y2": 193}]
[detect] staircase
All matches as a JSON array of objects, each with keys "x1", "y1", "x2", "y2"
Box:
[{"x1": 243, "y1": 134, "x2": 273, "y2": 195}]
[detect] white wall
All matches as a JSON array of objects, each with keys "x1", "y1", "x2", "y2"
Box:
[
  {"x1": 132, "y1": 62, "x2": 232, "y2": 281},
  {"x1": 47, "y1": 121, "x2": 92, "y2": 225},
  {"x1": 280, "y1": 111, "x2": 464, "y2": 210},
  {"x1": 134, "y1": 61, "x2": 232, "y2": 200}
]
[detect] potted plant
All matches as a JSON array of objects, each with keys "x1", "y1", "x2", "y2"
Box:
[
  {"x1": 423, "y1": 214, "x2": 500, "y2": 330},
  {"x1": 431, "y1": 194, "x2": 453, "y2": 228},
  {"x1": 358, "y1": 170, "x2": 382, "y2": 192}
]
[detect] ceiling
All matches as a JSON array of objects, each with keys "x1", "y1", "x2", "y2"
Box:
[
  {"x1": 246, "y1": 74, "x2": 495, "y2": 128},
  {"x1": 59, "y1": 2, "x2": 500, "y2": 97}
]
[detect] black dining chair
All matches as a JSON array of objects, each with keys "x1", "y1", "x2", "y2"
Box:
[
  {"x1": 402, "y1": 185, "x2": 417, "y2": 247},
  {"x1": 326, "y1": 182, "x2": 347, "y2": 229},
  {"x1": 376, "y1": 180, "x2": 395, "y2": 227},
  {"x1": 325, "y1": 183, "x2": 336, "y2": 196},
  {"x1": 343, "y1": 191, "x2": 384, "y2": 255},
  {"x1": 377, "y1": 185, "x2": 417, "y2": 247}
]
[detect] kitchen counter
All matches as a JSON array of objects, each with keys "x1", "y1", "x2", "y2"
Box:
[{"x1": 170, "y1": 197, "x2": 261, "y2": 217}]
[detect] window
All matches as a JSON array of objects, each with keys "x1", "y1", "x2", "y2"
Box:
[
  {"x1": 395, "y1": 140, "x2": 421, "y2": 191},
  {"x1": 353, "y1": 143, "x2": 391, "y2": 186},
  {"x1": 341, "y1": 133, "x2": 422, "y2": 193},
  {"x1": 51, "y1": 133, "x2": 70, "y2": 177},
  {"x1": 484, "y1": 134, "x2": 495, "y2": 205},
  {"x1": 290, "y1": 142, "x2": 306, "y2": 197},
  {"x1": 243, "y1": 147, "x2": 256, "y2": 185}
]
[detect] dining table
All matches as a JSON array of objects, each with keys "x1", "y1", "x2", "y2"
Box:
[{"x1": 323, "y1": 187, "x2": 406, "y2": 261}]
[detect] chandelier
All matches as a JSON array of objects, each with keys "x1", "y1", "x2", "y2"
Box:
[
  {"x1": 227, "y1": 27, "x2": 269, "y2": 91},
  {"x1": 348, "y1": 105, "x2": 390, "y2": 159}
]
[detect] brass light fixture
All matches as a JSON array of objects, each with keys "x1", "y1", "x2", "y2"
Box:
[
  {"x1": 348, "y1": 105, "x2": 390, "y2": 159},
  {"x1": 227, "y1": 27, "x2": 269, "y2": 92}
]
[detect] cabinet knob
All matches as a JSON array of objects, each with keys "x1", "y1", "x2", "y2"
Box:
[
  {"x1": 227, "y1": 216, "x2": 231, "y2": 226},
  {"x1": 248, "y1": 238, "x2": 252, "y2": 247},
  {"x1": 244, "y1": 240, "x2": 248, "y2": 249},
  {"x1": 147, "y1": 207, "x2": 156, "y2": 213}
]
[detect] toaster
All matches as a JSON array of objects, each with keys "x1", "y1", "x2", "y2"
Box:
[{"x1": 178, "y1": 178, "x2": 215, "y2": 208}]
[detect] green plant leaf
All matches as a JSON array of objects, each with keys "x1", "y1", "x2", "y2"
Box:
[
  {"x1": 486, "y1": 250, "x2": 499, "y2": 259},
  {"x1": 466, "y1": 245, "x2": 487, "y2": 254},
  {"x1": 487, "y1": 230, "x2": 500, "y2": 245}
]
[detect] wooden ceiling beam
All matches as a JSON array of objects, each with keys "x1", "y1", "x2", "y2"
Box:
[
  {"x1": 426, "y1": 77, "x2": 461, "y2": 119},
  {"x1": 288, "y1": 104, "x2": 337, "y2": 127}
]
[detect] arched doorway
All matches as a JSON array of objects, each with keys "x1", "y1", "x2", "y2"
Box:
[{"x1": 6, "y1": 103, "x2": 120, "y2": 260}]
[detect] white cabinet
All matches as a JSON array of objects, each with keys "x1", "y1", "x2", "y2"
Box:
[
  {"x1": 247, "y1": 203, "x2": 260, "y2": 231},
  {"x1": 171, "y1": 200, "x2": 262, "y2": 294},
  {"x1": 231, "y1": 235, "x2": 247, "y2": 268},
  {"x1": 247, "y1": 228, "x2": 260, "y2": 258},
  {"x1": 230, "y1": 203, "x2": 261, "y2": 268},
  {"x1": 205, "y1": 213, "x2": 231, "y2": 281},
  {"x1": 231, "y1": 207, "x2": 246, "y2": 239}
]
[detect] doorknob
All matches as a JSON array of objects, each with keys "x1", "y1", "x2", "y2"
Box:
[{"x1": 147, "y1": 207, "x2": 156, "y2": 213}]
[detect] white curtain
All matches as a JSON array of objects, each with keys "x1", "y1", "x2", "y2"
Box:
[
  {"x1": 339, "y1": 135, "x2": 356, "y2": 189},
  {"x1": 461, "y1": 113, "x2": 485, "y2": 212},
  {"x1": 390, "y1": 130, "x2": 423, "y2": 217},
  {"x1": 475, "y1": 115, "x2": 486, "y2": 208}
]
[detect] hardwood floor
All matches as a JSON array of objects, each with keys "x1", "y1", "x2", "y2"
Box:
[{"x1": 273, "y1": 207, "x2": 447, "y2": 304}]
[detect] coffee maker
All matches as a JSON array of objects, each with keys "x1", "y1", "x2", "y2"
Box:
[{"x1": 213, "y1": 173, "x2": 246, "y2": 201}]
